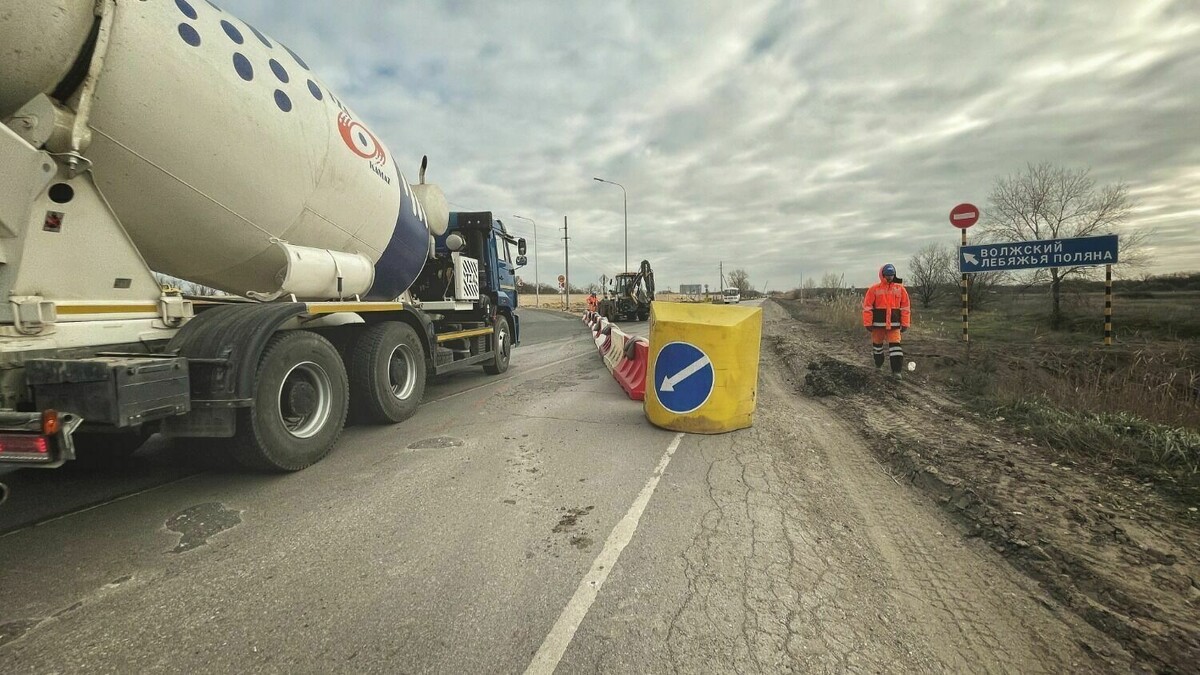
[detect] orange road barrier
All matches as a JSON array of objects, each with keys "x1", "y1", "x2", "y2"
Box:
[{"x1": 613, "y1": 337, "x2": 649, "y2": 400}]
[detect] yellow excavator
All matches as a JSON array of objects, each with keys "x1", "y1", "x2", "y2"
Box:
[{"x1": 598, "y1": 260, "x2": 655, "y2": 322}]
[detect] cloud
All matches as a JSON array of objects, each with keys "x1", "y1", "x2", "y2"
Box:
[{"x1": 222, "y1": 0, "x2": 1200, "y2": 290}]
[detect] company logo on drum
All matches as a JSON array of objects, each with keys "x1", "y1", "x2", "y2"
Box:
[{"x1": 338, "y1": 112, "x2": 387, "y2": 165}]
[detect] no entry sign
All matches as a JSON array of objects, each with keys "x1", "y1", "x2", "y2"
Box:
[{"x1": 950, "y1": 203, "x2": 979, "y2": 229}]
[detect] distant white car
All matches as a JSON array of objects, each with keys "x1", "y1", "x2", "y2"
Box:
[{"x1": 722, "y1": 288, "x2": 741, "y2": 304}]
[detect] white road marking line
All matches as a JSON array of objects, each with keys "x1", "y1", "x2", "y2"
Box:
[{"x1": 525, "y1": 431, "x2": 687, "y2": 675}]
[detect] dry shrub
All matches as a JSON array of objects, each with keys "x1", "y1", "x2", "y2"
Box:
[
  {"x1": 990, "y1": 345, "x2": 1200, "y2": 431},
  {"x1": 984, "y1": 344, "x2": 1200, "y2": 497}
]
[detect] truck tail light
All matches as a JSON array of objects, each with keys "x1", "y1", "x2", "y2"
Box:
[
  {"x1": 0, "y1": 409, "x2": 77, "y2": 466},
  {"x1": 0, "y1": 434, "x2": 51, "y2": 457}
]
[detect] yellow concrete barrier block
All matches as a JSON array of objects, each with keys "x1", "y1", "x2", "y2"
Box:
[{"x1": 644, "y1": 302, "x2": 762, "y2": 433}]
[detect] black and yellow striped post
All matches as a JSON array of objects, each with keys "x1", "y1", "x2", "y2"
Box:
[
  {"x1": 961, "y1": 228, "x2": 969, "y2": 344},
  {"x1": 1104, "y1": 264, "x2": 1113, "y2": 346}
]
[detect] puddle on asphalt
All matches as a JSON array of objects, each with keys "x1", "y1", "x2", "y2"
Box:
[
  {"x1": 165, "y1": 502, "x2": 242, "y2": 553},
  {"x1": 406, "y1": 437, "x2": 465, "y2": 450},
  {"x1": 0, "y1": 619, "x2": 43, "y2": 648}
]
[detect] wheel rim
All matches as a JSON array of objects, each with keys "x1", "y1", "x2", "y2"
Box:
[
  {"x1": 498, "y1": 322, "x2": 509, "y2": 360},
  {"x1": 277, "y1": 361, "x2": 334, "y2": 439},
  {"x1": 388, "y1": 343, "x2": 418, "y2": 400}
]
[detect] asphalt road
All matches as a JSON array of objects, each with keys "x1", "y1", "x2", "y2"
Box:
[
  {"x1": 0, "y1": 308, "x2": 662, "y2": 672},
  {"x1": 0, "y1": 308, "x2": 616, "y2": 533},
  {"x1": 0, "y1": 303, "x2": 1125, "y2": 673}
]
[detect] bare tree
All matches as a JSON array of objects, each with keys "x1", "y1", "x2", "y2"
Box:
[
  {"x1": 907, "y1": 243, "x2": 956, "y2": 308},
  {"x1": 984, "y1": 163, "x2": 1146, "y2": 327},
  {"x1": 819, "y1": 272, "x2": 846, "y2": 300},
  {"x1": 726, "y1": 268, "x2": 751, "y2": 293},
  {"x1": 965, "y1": 271, "x2": 1007, "y2": 310}
]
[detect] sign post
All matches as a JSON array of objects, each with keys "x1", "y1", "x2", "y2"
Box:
[
  {"x1": 950, "y1": 203, "x2": 979, "y2": 346},
  {"x1": 1105, "y1": 265, "x2": 1113, "y2": 346}
]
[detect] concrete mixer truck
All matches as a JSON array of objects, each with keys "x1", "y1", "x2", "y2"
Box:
[{"x1": 0, "y1": 0, "x2": 524, "y2": 475}]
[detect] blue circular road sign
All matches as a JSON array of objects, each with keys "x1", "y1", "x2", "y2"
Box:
[{"x1": 653, "y1": 341, "x2": 714, "y2": 414}]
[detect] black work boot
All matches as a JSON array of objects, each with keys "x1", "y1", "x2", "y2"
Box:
[{"x1": 889, "y1": 354, "x2": 903, "y2": 377}]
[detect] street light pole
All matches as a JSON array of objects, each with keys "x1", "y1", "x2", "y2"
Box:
[
  {"x1": 511, "y1": 214, "x2": 538, "y2": 307},
  {"x1": 593, "y1": 177, "x2": 628, "y2": 273}
]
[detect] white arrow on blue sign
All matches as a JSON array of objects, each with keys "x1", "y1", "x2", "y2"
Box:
[{"x1": 653, "y1": 341, "x2": 714, "y2": 414}]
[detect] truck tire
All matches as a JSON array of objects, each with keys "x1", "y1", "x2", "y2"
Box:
[
  {"x1": 347, "y1": 322, "x2": 425, "y2": 424},
  {"x1": 230, "y1": 330, "x2": 349, "y2": 472},
  {"x1": 483, "y1": 314, "x2": 512, "y2": 375},
  {"x1": 637, "y1": 307, "x2": 650, "y2": 321}
]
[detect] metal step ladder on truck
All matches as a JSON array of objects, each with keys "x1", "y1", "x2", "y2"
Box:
[{"x1": 0, "y1": 0, "x2": 526, "y2": 486}]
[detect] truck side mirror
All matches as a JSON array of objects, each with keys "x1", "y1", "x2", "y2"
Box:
[
  {"x1": 515, "y1": 255, "x2": 528, "y2": 268},
  {"x1": 517, "y1": 238, "x2": 527, "y2": 256}
]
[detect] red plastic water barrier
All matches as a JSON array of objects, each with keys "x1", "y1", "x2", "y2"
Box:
[
  {"x1": 613, "y1": 337, "x2": 649, "y2": 401},
  {"x1": 596, "y1": 323, "x2": 613, "y2": 354}
]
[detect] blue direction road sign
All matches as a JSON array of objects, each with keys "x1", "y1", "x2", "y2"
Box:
[
  {"x1": 653, "y1": 341, "x2": 714, "y2": 414},
  {"x1": 959, "y1": 234, "x2": 1118, "y2": 273}
]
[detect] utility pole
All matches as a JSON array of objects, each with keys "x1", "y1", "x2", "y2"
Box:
[
  {"x1": 562, "y1": 216, "x2": 570, "y2": 311},
  {"x1": 719, "y1": 261, "x2": 724, "y2": 295}
]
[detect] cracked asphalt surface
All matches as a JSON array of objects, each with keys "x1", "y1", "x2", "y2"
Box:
[{"x1": 0, "y1": 305, "x2": 1126, "y2": 672}]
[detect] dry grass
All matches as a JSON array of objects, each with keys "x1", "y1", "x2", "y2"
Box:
[
  {"x1": 993, "y1": 398, "x2": 1200, "y2": 487},
  {"x1": 781, "y1": 294, "x2": 864, "y2": 338},
  {"x1": 775, "y1": 294, "x2": 1200, "y2": 497}
]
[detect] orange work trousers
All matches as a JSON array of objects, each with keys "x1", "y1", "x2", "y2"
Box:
[{"x1": 869, "y1": 328, "x2": 902, "y2": 345}]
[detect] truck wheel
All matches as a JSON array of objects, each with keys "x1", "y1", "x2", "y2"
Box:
[
  {"x1": 347, "y1": 322, "x2": 426, "y2": 424},
  {"x1": 637, "y1": 308, "x2": 650, "y2": 321},
  {"x1": 230, "y1": 330, "x2": 349, "y2": 472},
  {"x1": 483, "y1": 314, "x2": 512, "y2": 375}
]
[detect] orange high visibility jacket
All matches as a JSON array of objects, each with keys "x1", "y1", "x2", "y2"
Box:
[
  {"x1": 586, "y1": 295, "x2": 599, "y2": 311},
  {"x1": 862, "y1": 267, "x2": 911, "y2": 329}
]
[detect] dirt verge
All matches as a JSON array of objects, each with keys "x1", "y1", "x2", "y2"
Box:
[{"x1": 764, "y1": 299, "x2": 1200, "y2": 674}]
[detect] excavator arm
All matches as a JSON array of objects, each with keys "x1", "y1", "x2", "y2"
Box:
[{"x1": 629, "y1": 260, "x2": 655, "y2": 303}]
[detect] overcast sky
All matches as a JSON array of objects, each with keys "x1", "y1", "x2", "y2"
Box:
[{"x1": 221, "y1": 0, "x2": 1199, "y2": 291}]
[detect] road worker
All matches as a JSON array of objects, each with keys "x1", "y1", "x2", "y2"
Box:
[
  {"x1": 862, "y1": 263, "x2": 911, "y2": 377},
  {"x1": 586, "y1": 291, "x2": 599, "y2": 312}
]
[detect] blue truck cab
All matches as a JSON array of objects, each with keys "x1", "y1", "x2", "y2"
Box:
[{"x1": 409, "y1": 211, "x2": 525, "y2": 377}]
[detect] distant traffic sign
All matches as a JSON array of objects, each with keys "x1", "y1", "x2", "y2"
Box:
[
  {"x1": 950, "y1": 203, "x2": 979, "y2": 229},
  {"x1": 557, "y1": 275, "x2": 566, "y2": 284},
  {"x1": 959, "y1": 234, "x2": 1118, "y2": 273},
  {"x1": 653, "y1": 342, "x2": 714, "y2": 414}
]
